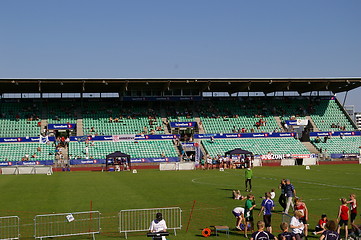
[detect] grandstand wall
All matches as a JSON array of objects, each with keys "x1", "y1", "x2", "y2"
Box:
[{"x1": 1, "y1": 96, "x2": 361, "y2": 169}]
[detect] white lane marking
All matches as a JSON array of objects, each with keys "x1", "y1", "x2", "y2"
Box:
[{"x1": 191, "y1": 171, "x2": 361, "y2": 191}]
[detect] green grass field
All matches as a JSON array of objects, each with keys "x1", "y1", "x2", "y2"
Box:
[{"x1": 1, "y1": 164, "x2": 360, "y2": 239}]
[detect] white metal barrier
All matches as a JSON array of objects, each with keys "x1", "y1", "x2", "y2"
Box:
[
  {"x1": 0, "y1": 216, "x2": 20, "y2": 240},
  {"x1": 282, "y1": 213, "x2": 293, "y2": 232},
  {"x1": 159, "y1": 162, "x2": 195, "y2": 171},
  {"x1": 34, "y1": 211, "x2": 100, "y2": 240},
  {"x1": 119, "y1": 207, "x2": 182, "y2": 239},
  {"x1": 1, "y1": 166, "x2": 53, "y2": 175}
]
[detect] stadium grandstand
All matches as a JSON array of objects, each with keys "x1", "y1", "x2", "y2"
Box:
[{"x1": 0, "y1": 77, "x2": 361, "y2": 170}]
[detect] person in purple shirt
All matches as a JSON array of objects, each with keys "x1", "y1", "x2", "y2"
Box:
[
  {"x1": 259, "y1": 192, "x2": 275, "y2": 233},
  {"x1": 320, "y1": 220, "x2": 339, "y2": 240},
  {"x1": 284, "y1": 179, "x2": 296, "y2": 213},
  {"x1": 250, "y1": 221, "x2": 275, "y2": 240},
  {"x1": 278, "y1": 222, "x2": 295, "y2": 240}
]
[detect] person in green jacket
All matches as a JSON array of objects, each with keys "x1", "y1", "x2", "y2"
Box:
[{"x1": 245, "y1": 167, "x2": 253, "y2": 192}]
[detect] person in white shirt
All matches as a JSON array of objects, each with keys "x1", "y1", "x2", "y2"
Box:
[
  {"x1": 290, "y1": 210, "x2": 304, "y2": 240},
  {"x1": 149, "y1": 213, "x2": 167, "y2": 240},
  {"x1": 232, "y1": 206, "x2": 245, "y2": 230}
]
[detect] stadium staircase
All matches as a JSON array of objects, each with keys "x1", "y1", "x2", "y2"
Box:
[
  {"x1": 274, "y1": 116, "x2": 285, "y2": 131},
  {"x1": 162, "y1": 117, "x2": 170, "y2": 134},
  {"x1": 335, "y1": 98, "x2": 359, "y2": 130},
  {"x1": 40, "y1": 119, "x2": 47, "y2": 135},
  {"x1": 301, "y1": 141, "x2": 320, "y2": 154},
  {"x1": 195, "y1": 117, "x2": 205, "y2": 134},
  {"x1": 77, "y1": 119, "x2": 84, "y2": 136},
  {"x1": 305, "y1": 116, "x2": 318, "y2": 131}
]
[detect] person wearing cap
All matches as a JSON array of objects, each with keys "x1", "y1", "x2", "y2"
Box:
[{"x1": 149, "y1": 213, "x2": 167, "y2": 240}]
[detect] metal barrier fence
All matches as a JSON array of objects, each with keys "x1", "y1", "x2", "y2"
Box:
[
  {"x1": 0, "y1": 216, "x2": 20, "y2": 240},
  {"x1": 34, "y1": 211, "x2": 100, "y2": 240},
  {"x1": 119, "y1": 207, "x2": 182, "y2": 239},
  {"x1": 282, "y1": 213, "x2": 293, "y2": 231}
]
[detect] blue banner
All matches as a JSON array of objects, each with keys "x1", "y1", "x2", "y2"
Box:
[
  {"x1": 69, "y1": 157, "x2": 179, "y2": 164},
  {"x1": 69, "y1": 159, "x2": 106, "y2": 165},
  {"x1": 330, "y1": 153, "x2": 359, "y2": 158},
  {"x1": 122, "y1": 96, "x2": 202, "y2": 101},
  {"x1": 0, "y1": 160, "x2": 54, "y2": 166},
  {"x1": 130, "y1": 157, "x2": 179, "y2": 163},
  {"x1": 70, "y1": 134, "x2": 180, "y2": 142},
  {"x1": 170, "y1": 122, "x2": 197, "y2": 128},
  {"x1": 0, "y1": 136, "x2": 55, "y2": 143},
  {"x1": 310, "y1": 131, "x2": 361, "y2": 137},
  {"x1": 194, "y1": 132, "x2": 296, "y2": 139},
  {"x1": 48, "y1": 124, "x2": 76, "y2": 130}
]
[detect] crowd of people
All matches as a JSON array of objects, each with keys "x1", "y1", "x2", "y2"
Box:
[
  {"x1": 196, "y1": 154, "x2": 253, "y2": 170},
  {"x1": 232, "y1": 176, "x2": 359, "y2": 240}
]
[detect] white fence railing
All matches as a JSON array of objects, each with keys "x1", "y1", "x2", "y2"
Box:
[
  {"x1": 34, "y1": 211, "x2": 100, "y2": 240},
  {"x1": 119, "y1": 207, "x2": 182, "y2": 239},
  {"x1": 0, "y1": 216, "x2": 20, "y2": 240}
]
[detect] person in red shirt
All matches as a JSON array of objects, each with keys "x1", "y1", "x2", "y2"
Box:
[
  {"x1": 337, "y1": 198, "x2": 349, "y2": 240},
  {"x1": 347, "y1": 194, "x2": 357, "y2": 226},
  {"x1": 294, "y1": 197, "x2": 309, "y2": 237},
  {"x1": 313, "y1": 214, "x2": 328, "y2": 235}
]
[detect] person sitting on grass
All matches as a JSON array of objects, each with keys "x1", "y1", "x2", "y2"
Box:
[
  {"x1": 278, "y1": 222, "x2": 295, "y2": 240},
  {"x1": 320, "y1": 220, "x2": 339, "y2": 240},
  {"x1": 313, "y1": 214, "x2": 328, "y2": 235},
  {"x1": 250, "y1": 220, "x2": 275, "y2": 240},
  {"x1": 233, "y1": 190, "x2": 246, "y2": 200}
]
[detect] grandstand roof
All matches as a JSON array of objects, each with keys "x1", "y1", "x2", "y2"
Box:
[{"x1": 0, "y1": 77, "x2": 361, "y2": 94}]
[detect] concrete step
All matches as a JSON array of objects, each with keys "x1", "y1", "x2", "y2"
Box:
[
  {"x1": 162, "y1": 117, "x2": 170, "y2": 134},
  {"x1": 195, "y1": 117, "x2": 205, "y2": 134},
  {"x1": 302, "y1": 141, "x2": 320, "y2": 154},
  {"x1": 77, "y1": 119, "x2": 84, "y2": 136},
  {"x1": 274, "y1": 116, "x2": 285, "y2": 131}
]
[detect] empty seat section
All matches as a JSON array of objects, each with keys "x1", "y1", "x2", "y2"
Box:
[
  {"x1": 69, "y1": 140, "x2": 178, "y2": 159},
  {"x1": 311, "y1": 136, "x2": 361, "y2": 154},
  {"x1": 202, "y1": 138, "x2": 310, "y2": 156},
  {"x1": 0, "y1": 102, "x2": 41, "y2": 138},
  {"x1": 0, "y1": 143, "x2": 56, "y2": 162}
]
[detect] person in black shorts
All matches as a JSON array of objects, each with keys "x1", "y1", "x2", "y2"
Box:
[
  {"x1": 250, "y1": 221, "x2": 275, "y2": 240},
  {"x1": 278, "y1": 222, "x2": 296, "y2": 240}
]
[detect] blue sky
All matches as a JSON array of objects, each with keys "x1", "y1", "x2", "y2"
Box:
[{"x1": 0, "y1": 1, "x2": 360, "y2": 108}]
